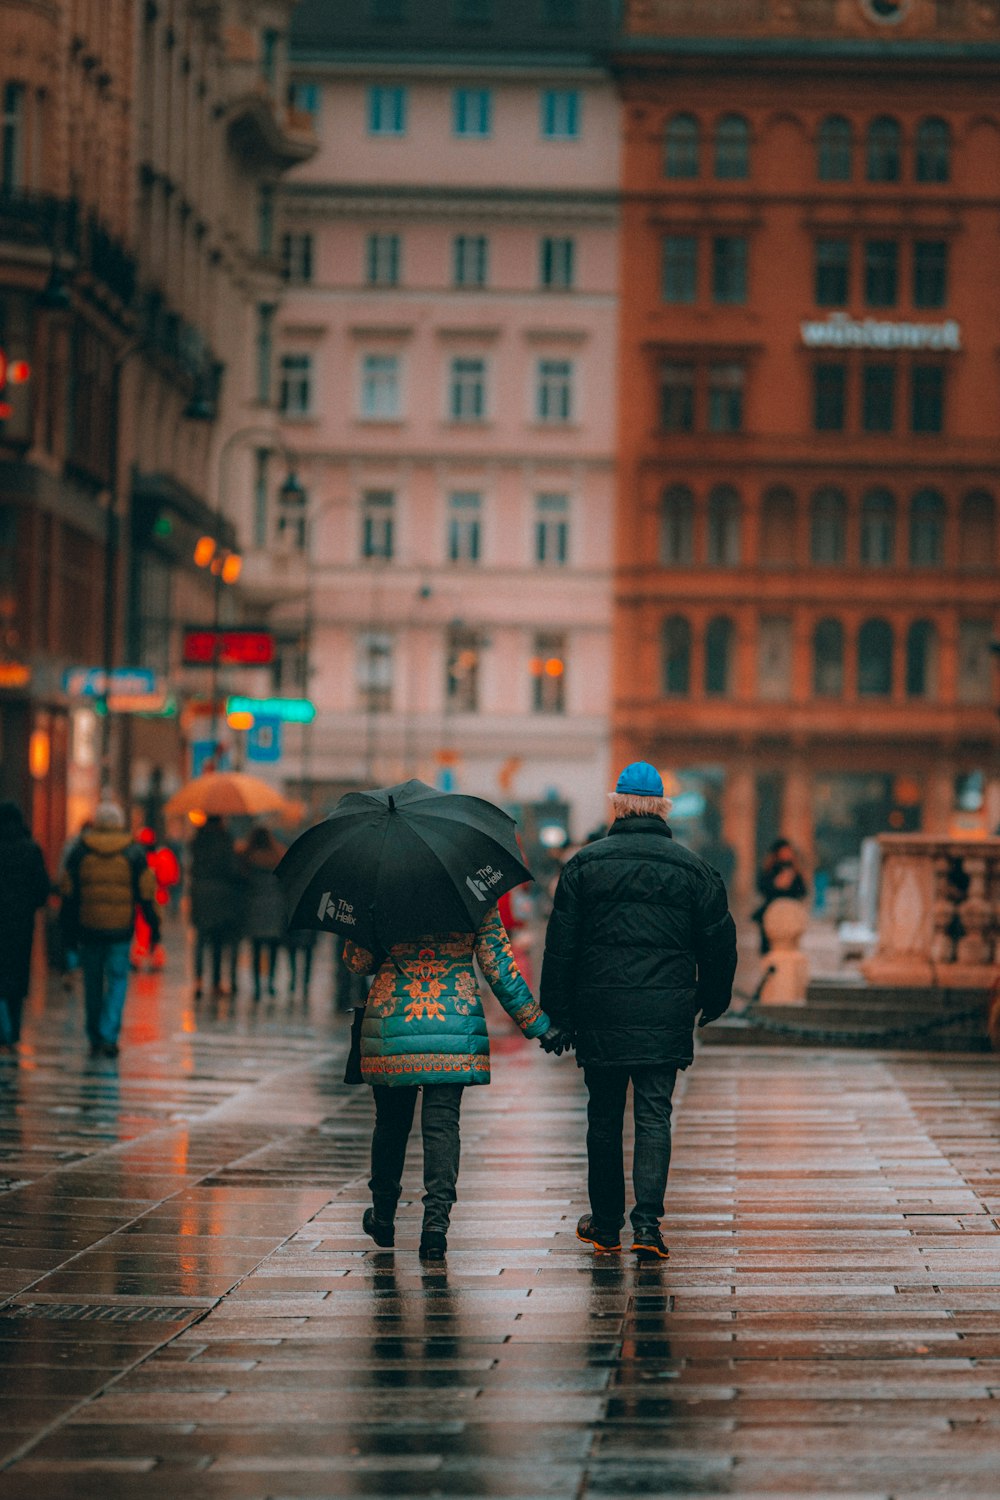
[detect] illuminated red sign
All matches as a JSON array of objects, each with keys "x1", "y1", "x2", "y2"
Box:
[{"x1": 182, "y1": 630, "x2": 274, "y2": 666}]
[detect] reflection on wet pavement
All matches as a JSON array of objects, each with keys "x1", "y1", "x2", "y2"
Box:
[{"x1": 2, "y1": 923, "x2": 1000, "y2": 1495}]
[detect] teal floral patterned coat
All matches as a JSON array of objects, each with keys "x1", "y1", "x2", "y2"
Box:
[{"x1": 342, "y1": 904, "x2": 550, "y2": 1088}]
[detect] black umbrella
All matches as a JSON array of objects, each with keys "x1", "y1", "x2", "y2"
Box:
[{"x1": 275, "y1": 779, "x2": 532, "y2": 950}]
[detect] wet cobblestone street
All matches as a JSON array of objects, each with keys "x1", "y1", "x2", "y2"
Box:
[{"x1": 1, "y1": 928, "x2": 1000, "y2": 1498}]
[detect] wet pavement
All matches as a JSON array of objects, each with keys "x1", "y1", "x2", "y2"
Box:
[{"x1": 2, "y1": 921, "x2": 1000, "y2": 1497}]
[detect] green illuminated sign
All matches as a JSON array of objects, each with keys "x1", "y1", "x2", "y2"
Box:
[{"x1": 225, "y1": 695, "x2": 316, "y2": 724}]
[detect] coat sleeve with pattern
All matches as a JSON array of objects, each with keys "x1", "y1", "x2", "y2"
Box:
[
  {"x1": 538, "y1": 859, "x2": 582, "y2": 1034},
  {"x1": 692, "y1": 870, "x2": 738, "y2": 1025},
  {"x1": 474, "y1": 905, "x2": 550, "y2": 1039}
]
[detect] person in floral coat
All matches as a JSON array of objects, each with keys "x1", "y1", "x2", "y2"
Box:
[{"x1": 342, "y1": 903, "x2": 569, "y2": 1259}]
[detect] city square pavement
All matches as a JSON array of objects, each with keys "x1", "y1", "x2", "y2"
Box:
[{"x1": 1, "y1": 921, "x2": 1000, "y2": 1498}]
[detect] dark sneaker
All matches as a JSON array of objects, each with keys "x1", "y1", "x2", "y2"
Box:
[
  {"x1": 631, "y1": 1229, "x2": 669, "y2": 1261},
  {"x1": 362, "y1": 1208, "x2": 395, "y2": 1248},
  {"x1": 419, "y1": 1230, "x2": 447, "y2": 1261},
  {"x1": 576, "y1": 1215, "x2": 621, "y2": 1254}
]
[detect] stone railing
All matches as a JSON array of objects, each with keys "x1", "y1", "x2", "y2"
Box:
[{"x1": 862, "y1": 834, "x2": 1000, "y2": 989}]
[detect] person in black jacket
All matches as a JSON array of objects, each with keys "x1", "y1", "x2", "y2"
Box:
[
  {"x1": 0, "y1": 802, "x2": 50, "y2": 1051},
  {"x1": 540, "y1": 762, "x2": 737, "y2": 1261}
]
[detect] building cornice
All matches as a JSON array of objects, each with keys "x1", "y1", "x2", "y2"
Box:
[
  {"x1": 289, "y1": 52, "x2": 610, "y2": 80},
  {"x1": 614, "y1": 37, "x2": 1000, "y2": 70},
  {"x1": 282, "y1": 183, "x2": 620, "y2": 223}
]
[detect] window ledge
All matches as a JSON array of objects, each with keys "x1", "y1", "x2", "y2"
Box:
[{"x1": 356, "y1": 418, "x2": 406, "y2": 427}]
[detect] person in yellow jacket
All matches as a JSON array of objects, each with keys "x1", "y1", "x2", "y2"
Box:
[{"x1": 61, "y1": 802, "x2": 159, "y2": 1059}]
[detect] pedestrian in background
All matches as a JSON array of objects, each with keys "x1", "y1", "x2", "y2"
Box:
[
  {"x1": 753, "y1": 837, "x2": 808, "y2": 955},
  {"x1": 540, "y1": 762, "x2": 737, "y2": 1261},
  {"x1": 60, "y1": 802, "x2": 159, "y2": 1059},
  {"x1": 189, "y1": 815, "x2": 245, "y2": 999},
  {"x1": 237, "y1": 824, "x2": 287, "y2": 1002},
  {"x1": 0, "y1": 802, "x2": 50, "y2": 1053}
]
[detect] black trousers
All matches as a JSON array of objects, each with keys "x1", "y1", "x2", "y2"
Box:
[
  {"x1": 583, "y1": 1063, "x2": 678, "y2": 1235},
  {"x1": 370, "y1": 1084, "x2": 464, "y2": 1235}
]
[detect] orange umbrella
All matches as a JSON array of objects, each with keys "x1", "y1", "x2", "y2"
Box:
[{"x1": 164, "y1": 771, "x2": 302, "y2": 822}]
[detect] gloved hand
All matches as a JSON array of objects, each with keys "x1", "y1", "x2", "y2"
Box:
[
  {"x1": 698, "y1": 1008, "x2": 724, "y2": 1029},
  {"x1": 539, "y1": 1026, "x2": 573, "y2": 1056}
]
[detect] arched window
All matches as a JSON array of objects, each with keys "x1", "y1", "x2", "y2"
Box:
[
  {"x1": 810, "y1": 486, "x2": 846, "y2": 564},
  {"x1": 714, "y1": 114, "x2": 749, "y2": 179},
  {"x1": 707, "y1": 485, "x2": 741, "y2": 566},
  {"x1": 659, "y1": 486, "x2": 694, "y2": 565},
  {"x1": 661, "y1": 615, "x2": 691, "y2": 697},
  {"x1": 906, "y1": 620, "x2": 938, "y2": 699},
  {"x1": 959, "y1": 491, "x2": 996, "y2": 572},
  {"x1": 704, "y1": 615, "x2": 734, "y2": 697},
  {"x1": 813, "y1": 618, "x2": 844, "y2": 698},
  {"x1": 915, "y1": 117, "x2": 950, "y2": 183},
  {"x1": 866, "y1": 116, "x2": 901, "y2": 183},
  {"x1": 759, "y1": 486, "x2": 796, "y2": 566},
  {"x1": 909, "y1": 489, "x2": 945, "y2": 565},
  {"x1": 664, "y1": 113, "x2": 699, "y2": 179},
  {"x1": 858, "y1": 618, "x2": 894, "y2": 697},
  {"x1": 817, "y1": 115, "x2": 852, "y2": 181},
  {"x1": 860, "y1": 488, "x2": 896, "y2": 566}
]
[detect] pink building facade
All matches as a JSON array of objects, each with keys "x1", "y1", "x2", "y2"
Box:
[{"x1": 260, "y1": 44, "x2": 619, "y2": 836}]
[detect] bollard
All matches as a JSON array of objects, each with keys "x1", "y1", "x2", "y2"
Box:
[{"x1": 760, "y1": 898, "x2": 810, "y2": 1005}]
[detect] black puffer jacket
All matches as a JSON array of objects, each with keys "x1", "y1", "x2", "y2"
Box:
[{"x1": 540, "y1": 816, "x2": 737, "y2": 1069}]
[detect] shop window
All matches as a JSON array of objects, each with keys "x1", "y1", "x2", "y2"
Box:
[
  {"x1": 662, "y1": 235, "x2": 697, "y2": 304},
  {"x1": 758, "y1": 616, "x2": 793, "y2": 702},
  {"x1": 909, "y1": 488, "x2": 945, "y2": 565},
  {"x1": 660, "y1": 486, "x2": 694, "y2": 565},
  {"x1": 911, "y1": 365, "x2": 944, "y2": 434},
  {"x1": 714, "y1": 114, "x2": 749, "y2": 179},
  {"x1": 905, "y1": 620, "x2": 938, "y2": 699},
  {"x1": 815, "y1": 238, "x2": 850, "y2": 306},
  {"x1": 857, "y1": 618, "x2": 894, "y2": 697},
  {"x1": 958, "y1": 491, "x2": 996, "y2": 572},
  {"x1": 813, "y1": 618, "x2": 844, "y2": 697},
  {"x1": 860, "y1": 488, "x2": 896, "y2": 566},
  {"x1": 659, "y1": 362, "x2": 695, "y2": 433},
  {"x1": 759, "y1": 486, "x2": 796, "y2": 567},
  {"x1": 704, "y1": 616, "x2": 734, "y2": 697},
  {"x1": 913, "y1": 240, "x2": 947, "y2": 308},
  {"x1": 915, "y1": 117, "x2": 950, "y2": 183},
  {"x1": 814, "y1": 363, "x2": 846, "y2": 432},
  {"x1": 862, "y1": 363, "x2": 895, "y2": 432},
  {"x1": 661, "y1": 615, "x2": 691, "y2": 696},
  {"x1": 864, "y1": 239, "x2": 898, "y2": 307},
  {"x1": 817, "y1": 115, "x2": 852, "y2": 181},
  {"x1": 957, "y1": 620, "x2": 994, "y2": 704},
  {"x1": 664, "y1": 113, "x2": 699, "y2": 178},
  {"x1": 707, "y1": 363, "x2": 744, "y2": 433},
  {"x1": 712, "y1": 236, "x2": 747, "y2": 304},
  {"x1": 707, "y1": 486, "x2": 741, "y2": 566},
  {"x1": 866, "y1": 116, "x2": 901, "y2": 182},
  {"x1": 810, "y1": 486, "x2": 846, "y2": 563}
]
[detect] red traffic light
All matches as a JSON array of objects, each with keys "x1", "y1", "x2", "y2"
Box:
[{"x1": 0, "y1": 350, "x2": 30, "y2": 387}]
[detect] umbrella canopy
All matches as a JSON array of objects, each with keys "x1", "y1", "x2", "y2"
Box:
[
  {"x1": 164, "y1": 771, "x2": 300, "y2": 821},
  {"x1": 276, "y1": 778, "x2": 532, "y2": 949}
]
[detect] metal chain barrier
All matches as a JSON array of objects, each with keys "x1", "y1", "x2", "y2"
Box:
[{"x1": 727, "y1": 969, "x2": 987, "y2": 1047}]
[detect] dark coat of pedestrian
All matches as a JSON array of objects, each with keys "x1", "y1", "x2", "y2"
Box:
[
  {"x1": 540, "y1": 762, "x2": 737, "y2": 1260},
  {"x1": 189, "y1": 816, "x2": 245, "y2": 997},
  {"x1": 0, "y1": 802, "x2": 50, "y2": 1048},
  {"x1": 237, "y1": 826, "x2": 287, "y2": 1000}
]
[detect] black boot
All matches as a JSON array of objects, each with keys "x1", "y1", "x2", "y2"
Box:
[
  {"x1": 418, "y1": 1230, "x2": 447, "y2": 1261},
  {"x1": 362, "y1": 1208, "x2": 395, "y2": 1248}
]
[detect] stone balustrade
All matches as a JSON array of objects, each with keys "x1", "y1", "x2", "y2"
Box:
[{"x1": 862, "y1": 834, "x2": 1000, "y2": 988}]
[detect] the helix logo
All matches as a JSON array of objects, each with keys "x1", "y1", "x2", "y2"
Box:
[
  {"x1": 465, "y1": 875, "x2": 490, "y2": 901},
  {"x1": 317, "y1": 892, "x2": 357, "y2": 926}
]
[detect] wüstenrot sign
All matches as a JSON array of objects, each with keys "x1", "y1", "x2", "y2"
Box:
[{"x1": 800, "y1": 313, "x2": 961, "y2": 351}]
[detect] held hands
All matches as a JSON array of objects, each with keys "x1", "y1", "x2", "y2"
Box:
[{"x1": 539, "y1": 1025, "x2": 574, "y2": 1056}]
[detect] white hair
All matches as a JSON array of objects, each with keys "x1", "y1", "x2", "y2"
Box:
[
  {"x1": 93, "y1": 801, "x2": 126, "y2": 830},
  {"x1": 608, "y1": 792, "x2": 671, "y2": 820}
]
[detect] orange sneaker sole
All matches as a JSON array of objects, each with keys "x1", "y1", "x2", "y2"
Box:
[
  {"x1": 631, "y1": 1241, "x2": 670, "y2": 1260},
  {"x1": 576, "y1": 1229, "x2": 621, "y2": 1254}
]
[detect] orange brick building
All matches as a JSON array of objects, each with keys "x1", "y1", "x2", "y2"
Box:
[{"x1": 613, "y1": 0, "x2": 1000, "y2": 906}]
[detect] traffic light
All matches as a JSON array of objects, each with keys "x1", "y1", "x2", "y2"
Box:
[{"x1": 0, "y1": 348, "x2": 30, "y2": 421}]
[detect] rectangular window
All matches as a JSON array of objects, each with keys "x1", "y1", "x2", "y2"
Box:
[
  {"x1": 758, "y1": 617, "x2": 793, "y2": 702},
  {"x1": 660, "y1": 363, "x2": 695, "y2": 433},
  {"x1": 277, "y1": 481, "x2": 308, "y2": 550},
  {"x1": 368, "y1": 85, "x2": 407, "y2": 136},
  {"x1": 260, "y1": 29, "x2": 281, "y2": 88},
  {"x1": 447, "y1": 491, "x2": 482, "y2": 562},
  {"x1": 453, "y1": 88, "x2": 491, "y2": 137},
  {"x1": 448, "y1": 357, "x2": 486, "y2": 422},
  {"x1": 358, "y1": 631, "x2": 393, "y2": 714},
  {"x1": 662, "y1": 235, "x2": 697, "y2": 305},
  {"x1": 531, "y1": 632, "x2": 567, "y2": 714},
  {"x1": 913, "y1": 240, "x2": 948, "y2": 309},
  {"x1": 911, "y1": 364, "x2": 944, "y2": 434},
  {"x1": 279, "y1": 353, "x2": 313, "y2": 417},
  {"x1": 535, "y1": 493, "x2": 569, "y2": 565},
  {"x1": 446, "y1": 625, "x2": 481, "y2": 711},
  {"x1": 957, "y1": 620, "x2": 993, "y2": 705},
  {"x1": 864, "y1": 239, "x2": 898, "y2": 308},
  {"x1": 365, "y1": 232, "x2": 400, "y2": 287},
  {"x1": 360, "y1": 353, "x2": 401, "y2": 419},
  {"x1": 281, "y1": 232, "x2": 314, "y2": 283},
  {"x1": 862, "y1": 362, "x2": 895, "y2": 432},
  {"x1": 712, "y1": 235, "x2": 747, "y2": 304},
  {"x1": 2, "y1": 82, "x2": 26, "y2": 191},
  {"x1": 453, "y1": 234, "x2": 488, "y2": 288},
  {"x1": 540, "y1": 236, "x2": 575, "y2": 290},
  {"x1": 255, "y1": 303, "x2": 274, "y2": 404},
  {"x1": 361, "y1": 489, "x2": 395, "y2": 559},
  {"x1": 708, "y1": 363, "x2": 744, "y2": 433},
  {"x1": 814, "y1": 363, "x2": 846, "y2": 431},
  {"x1": 815, "y1": 238, "x2": 849, "y2": 306},
  {"x1": 541, "y1": 89, "x2": 580, "y2": 140},
  {"x1": 290, "y1": 82, "x2": 319, "y2": 118},
  {"x1": 535, "y1": 358, "x2": 574, "y2": 424}
]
